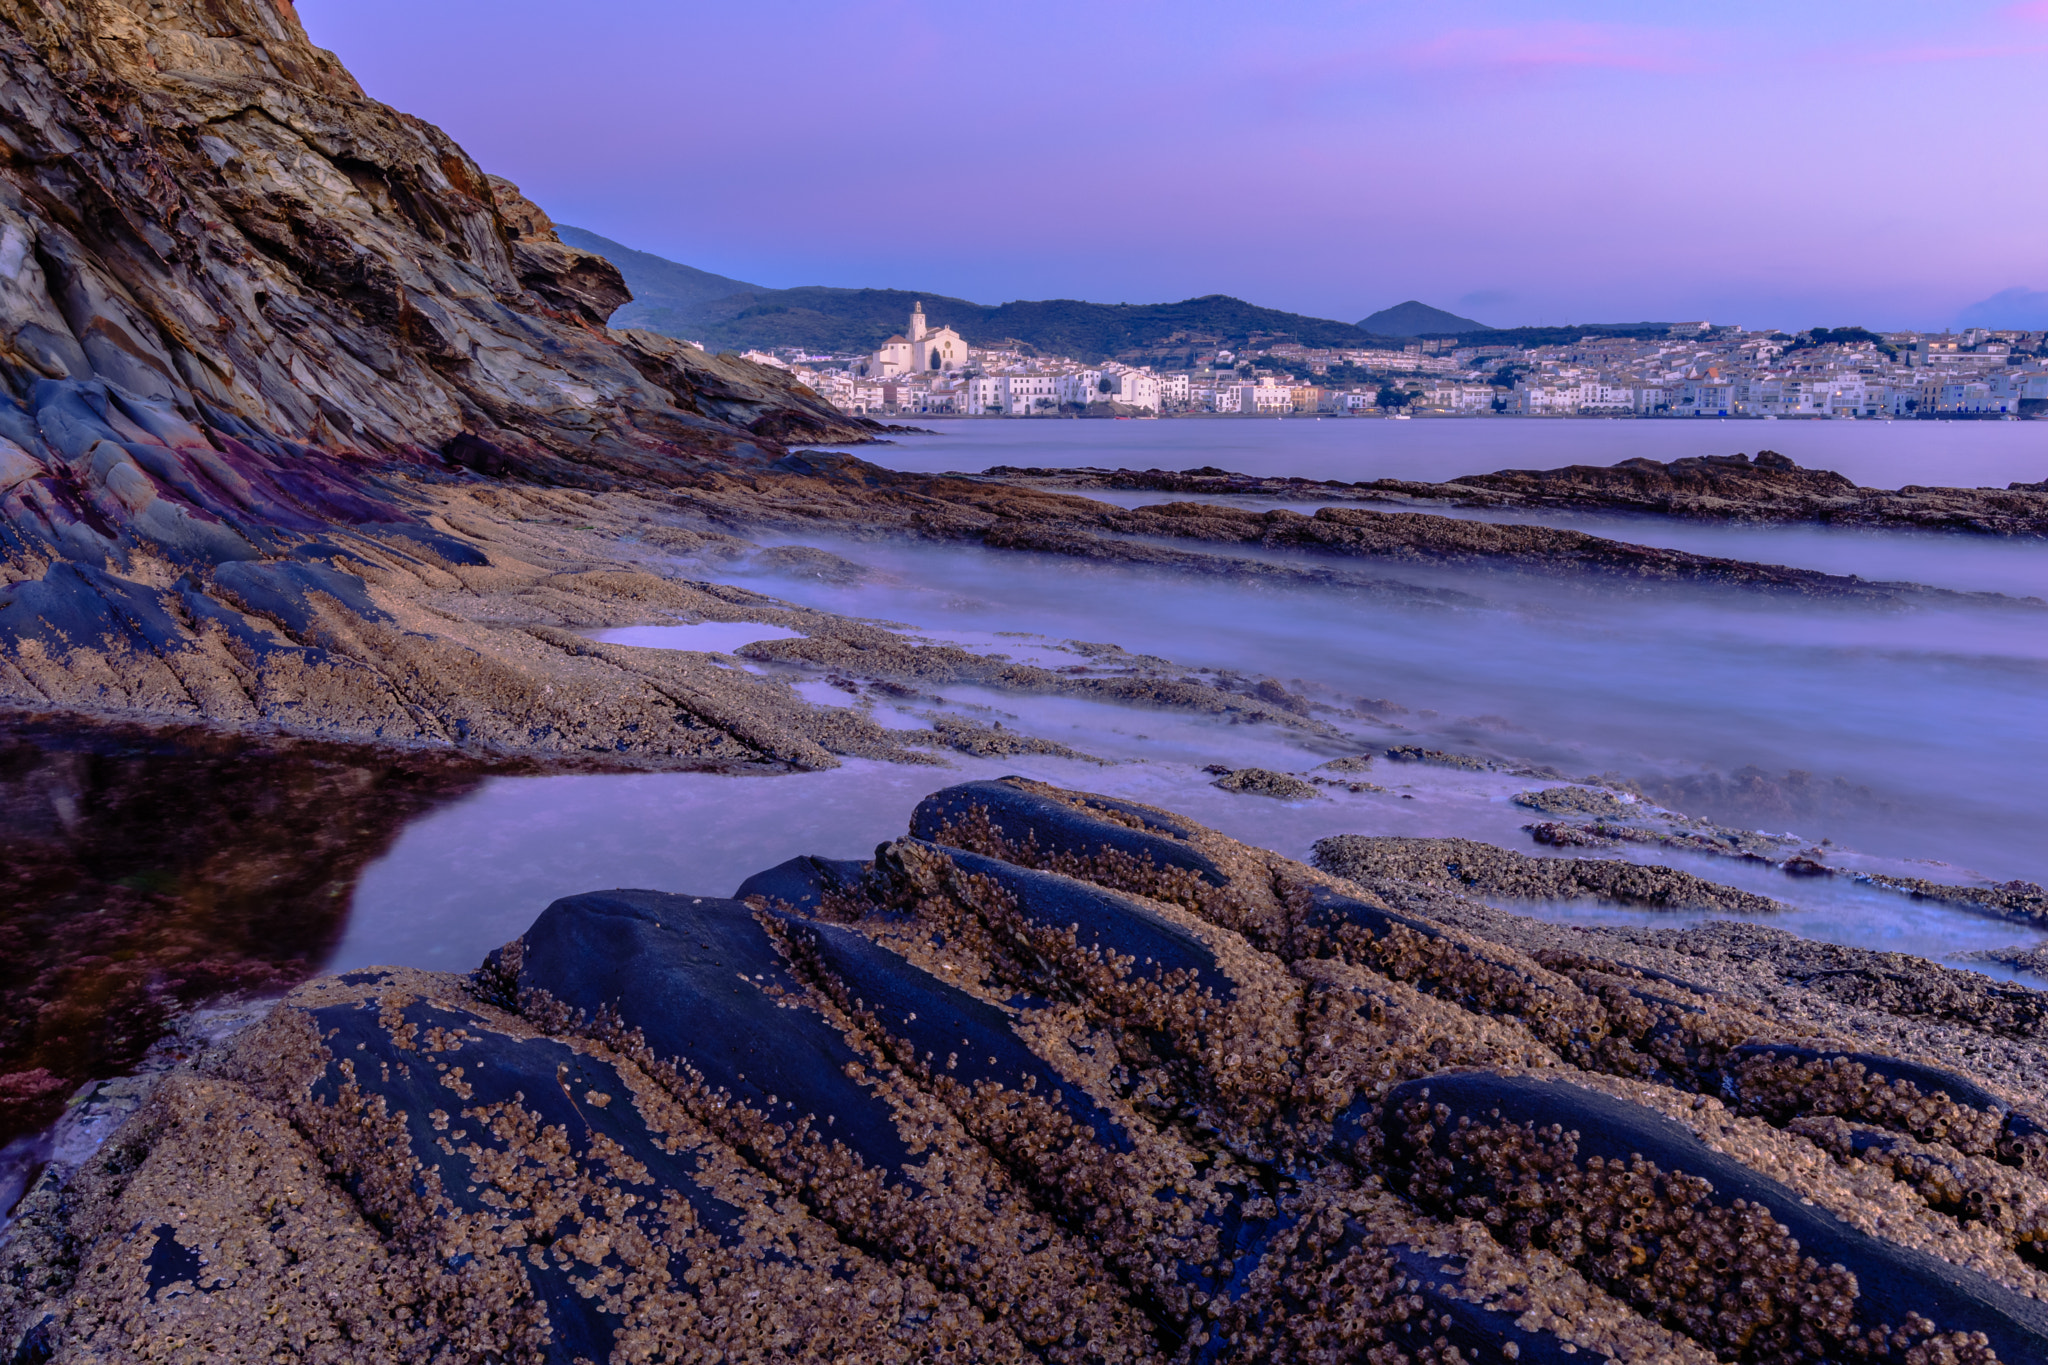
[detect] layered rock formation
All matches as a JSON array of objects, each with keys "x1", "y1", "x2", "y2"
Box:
[
  {"x1": 1007, "y1": 452, "x2": 2048, "y2": 537},
  {"x1": 9, "y1": 778, "x2": 2048, "y2": 1362},
  {"x1": 0, "y1": 0, "x2": 887, "y2": 755}
]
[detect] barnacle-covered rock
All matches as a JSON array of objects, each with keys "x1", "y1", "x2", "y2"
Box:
[
  {"x1": 1379, "y1": 1071, "x2": 2048, "y2": 1361},
  {"x1": 9, "y1": 779, "x2": 2048, "y2": 1363},
  {"x1": 1314, "y1": 833, "x2": 1787, "y2": 915}
]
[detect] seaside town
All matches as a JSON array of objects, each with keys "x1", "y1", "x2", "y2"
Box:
[{"x1": 738, "y1": 302, "x2": 2048, "y2": 420}]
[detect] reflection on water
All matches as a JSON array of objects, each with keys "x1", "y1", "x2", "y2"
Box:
[
  {"x1": 339, "y1": 751, "x2": 2048, "y2": 988},
  {"x1": 852, "y1": 417, "x2": 2048, "y2": 491},
  {"x1": 0, "y1": 717, "x2": 489, "y2": 1142},
  {"x1": 589, "y1": 622, "x2": 803, "y2": 653}
]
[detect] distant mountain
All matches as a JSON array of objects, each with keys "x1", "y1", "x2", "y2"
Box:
[
  {"x1": 555, "y1": 226, "x2": 762, "y2": 332},
  {"x1": 560, "y1": 234, "x2": 1394, "y2": 361},
  {"x1": 1358, "y1": 301, "x2": 1493, "y2": 336}
]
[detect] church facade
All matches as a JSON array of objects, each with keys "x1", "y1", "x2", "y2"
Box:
[{"x1": 864, "y1": 303, "x2": 967, "y2": 377}]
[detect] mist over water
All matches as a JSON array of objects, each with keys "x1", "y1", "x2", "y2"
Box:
[
  {"x1": 718, "y1": 533, "x2": 2047, "y2": 885},
  {"x1": 1075, "y1": 490, "x2": 2048, "y2": 600},
  {"x1": 342, "y1": 423, "x2": 2047, "y2": 978}
]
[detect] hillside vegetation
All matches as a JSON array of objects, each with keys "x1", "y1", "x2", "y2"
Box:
[
  {"x1": 1357, "y1": 300, "x2": 1493, "y2": 334},
  {"x1": 565, "y1": 231, "x2": 1692, "y2": 362},
  {"x1": 563, "y1": 233, "x2": 1396, "y2": 361}
]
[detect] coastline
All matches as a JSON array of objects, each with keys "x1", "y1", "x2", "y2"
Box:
[{"x1": 0, "y1": 3, "x2": 2042, "y2": 1358}]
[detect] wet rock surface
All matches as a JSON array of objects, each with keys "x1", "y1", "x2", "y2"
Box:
[
  {"x1": 1208, "y1": 767, "x2": 1318, "y2": 800},
  {"x1": 1959, "y1": 944, "x2": 2048, "y2": 978},
  {"x1": 1855, "y1": 874, "x2": 2048, "y2": 927},
  {"x1": 1515, "y1": 795, "x2": 2048, "y2": 930},
  {"x1": 1312, "y1": 833, "x2": 1789, "y2": 915},
  {"x1": 9, "y1": 777, "x2": 2048, "y2": 1362},
  {"x1": 1008, "y1": 453, "x2": 2048, "y2": 538},
  {"x1": 1513, "y1": 784, "x2": 1641, "y2": 819}
]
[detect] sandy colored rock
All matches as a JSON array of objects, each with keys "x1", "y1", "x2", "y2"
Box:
[
  {"x1": 8, "y1": 779, "x2": 2048, "y2": 1362},
  {"x1": 1210, "y1": 767, "x2": 1319, "y2": 799},
  {"x1": 1313, "y1": 833, "x2": 1788, "y2": 914}
]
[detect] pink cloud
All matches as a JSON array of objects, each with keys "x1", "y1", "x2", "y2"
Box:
[
  {"x1": 1394, "y1": 22, "x2": 1704, "y2": 76},
  {"x1": 1238, "y1": 19, "x2": 1708, "y2": 105},
  {"x1": 2003, "y1": 0, "x2": 2048, "y2": 20}
]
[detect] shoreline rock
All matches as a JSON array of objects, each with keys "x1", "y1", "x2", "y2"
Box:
[
  {"x1": 1312, "y1": 833, "x2": 1789, "y2": 915},
  {"x1": 998, "y1": 452, "x2": 2048, "y2": 538},
  {"x1": 7, "y1": 777, "x2": 2047, "y2": 1361}
]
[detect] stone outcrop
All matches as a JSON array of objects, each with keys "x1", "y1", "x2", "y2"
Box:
[
  {"x1": 0, "y1": 0, "x2": 887, "y2": 755},
  {"x1": 1002, "y1": 452, "x2": 2048, "y2": 537},
  {"x1": 1313, "y1": 832, "x2": 1789, "y2": 915},
  {"x1": 9, "y1": 778, "x2": 2048, "y2": 1361}
]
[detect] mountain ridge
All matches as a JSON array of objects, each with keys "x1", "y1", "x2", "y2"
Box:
[{"x1": 561, "y1": 235, "x2": 1409, "y2": 361}]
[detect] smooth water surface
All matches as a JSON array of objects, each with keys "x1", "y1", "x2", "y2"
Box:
[
  {"x1": 338, "y1": 420, "x2": 2048, "y2": 980},
  {"x1": 1073, "y1": 488, "x2": 2048, "y2": 600},
  {"x1": 849, "y1": 417, "x2": 2048, "y2": 491},
  {"x1": 590, "y1": 621, "x2": 803, "y2": 652},
  {"x1": 338, "y1": 754, "x2": 2048, "y2": 979},
  {"x1": 708, "y1": 534, "x2": 2048, "y2": 882}
]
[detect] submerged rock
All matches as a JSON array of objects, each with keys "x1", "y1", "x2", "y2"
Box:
[
  {"x1": 1209, "y1": 767, "x2": 1318, "y2": 800},
  {"x1": 1384, "y1": 744, "x2": 1494, "y2": 770},
  {"x1": 8, "y1": 778, "x2": 2048, "y2": 1361},
  {"x1": 1958, "y1": 944, "x2": 2048, "y2": 977},
  {"x1": 1513, "y1": 784, "x2": 1640, "y2": 818},
  {"x1": 1857, "y1": 873, "x2": 2048, "y2": 926}
]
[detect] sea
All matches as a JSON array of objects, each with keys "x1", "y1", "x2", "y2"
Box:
[
  {"x1": 4, "y1": 419, "x2": 2047, "y2": 1154},
  {"x1": 325, "y1": 419, "x2": 2048, "y2": 973}
]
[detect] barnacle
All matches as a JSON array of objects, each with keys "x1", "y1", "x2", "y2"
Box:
[{"x1": 12, "y1": 778, "x2": 2048, "y2": 1364}]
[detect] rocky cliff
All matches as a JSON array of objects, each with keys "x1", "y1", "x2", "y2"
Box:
[{"x1": 0, "y1": 0, "x2": 885, "y2": 754}]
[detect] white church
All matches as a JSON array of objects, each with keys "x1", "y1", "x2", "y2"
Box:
[{"x1": 861, "y1": 302, "x2": 967, "y2": 378}]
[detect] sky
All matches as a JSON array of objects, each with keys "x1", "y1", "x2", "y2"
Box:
[{"x1": 294, "y1": 0, "x2": 2048, "y2": 332}]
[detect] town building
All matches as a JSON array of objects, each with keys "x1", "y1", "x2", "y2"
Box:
[{"x1": 861, "y1": 302, "x2": 968, "y2": 378}]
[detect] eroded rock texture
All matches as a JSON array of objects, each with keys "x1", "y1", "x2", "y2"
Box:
[
  {"x1": 12, "y1": 778, "x2": 2048, "y2": 1362},
  {"x1": 0, "y1": 0, "x2": 876, "y2": 746}
]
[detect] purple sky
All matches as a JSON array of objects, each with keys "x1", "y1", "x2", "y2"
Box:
[{"x1": 295, "y1": 0, "x2": 2048, "y2": 331}]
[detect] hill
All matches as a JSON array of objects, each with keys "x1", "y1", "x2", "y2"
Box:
[
  {"x1": 1359, "y1": 300, "x2": 1493, "y2": 335},
  {"x1": 555, "y1": 225, "x2": 762, "y2": 331},
  {"x1": 560, "y1": 236, "x2": 1396, "y2": 362},
  {"x1": 643, "y1": 285, "x2": 1387, "y2": 363},
  {"x1": 562, "y1": 234, "x2": 1695, "y2": 360}
]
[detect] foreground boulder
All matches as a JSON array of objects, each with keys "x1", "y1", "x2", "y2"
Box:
[{"x1": 9, "y1": 777, "x2": 2048, "y2": 1362}]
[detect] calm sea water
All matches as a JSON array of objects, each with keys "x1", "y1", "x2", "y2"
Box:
[
  {"x1": 338, "y1": 422, "x2": 2048, "y2": 979},
  {"x1": 860, "y1": 416, "x2": 2048, "y2": 490}
]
